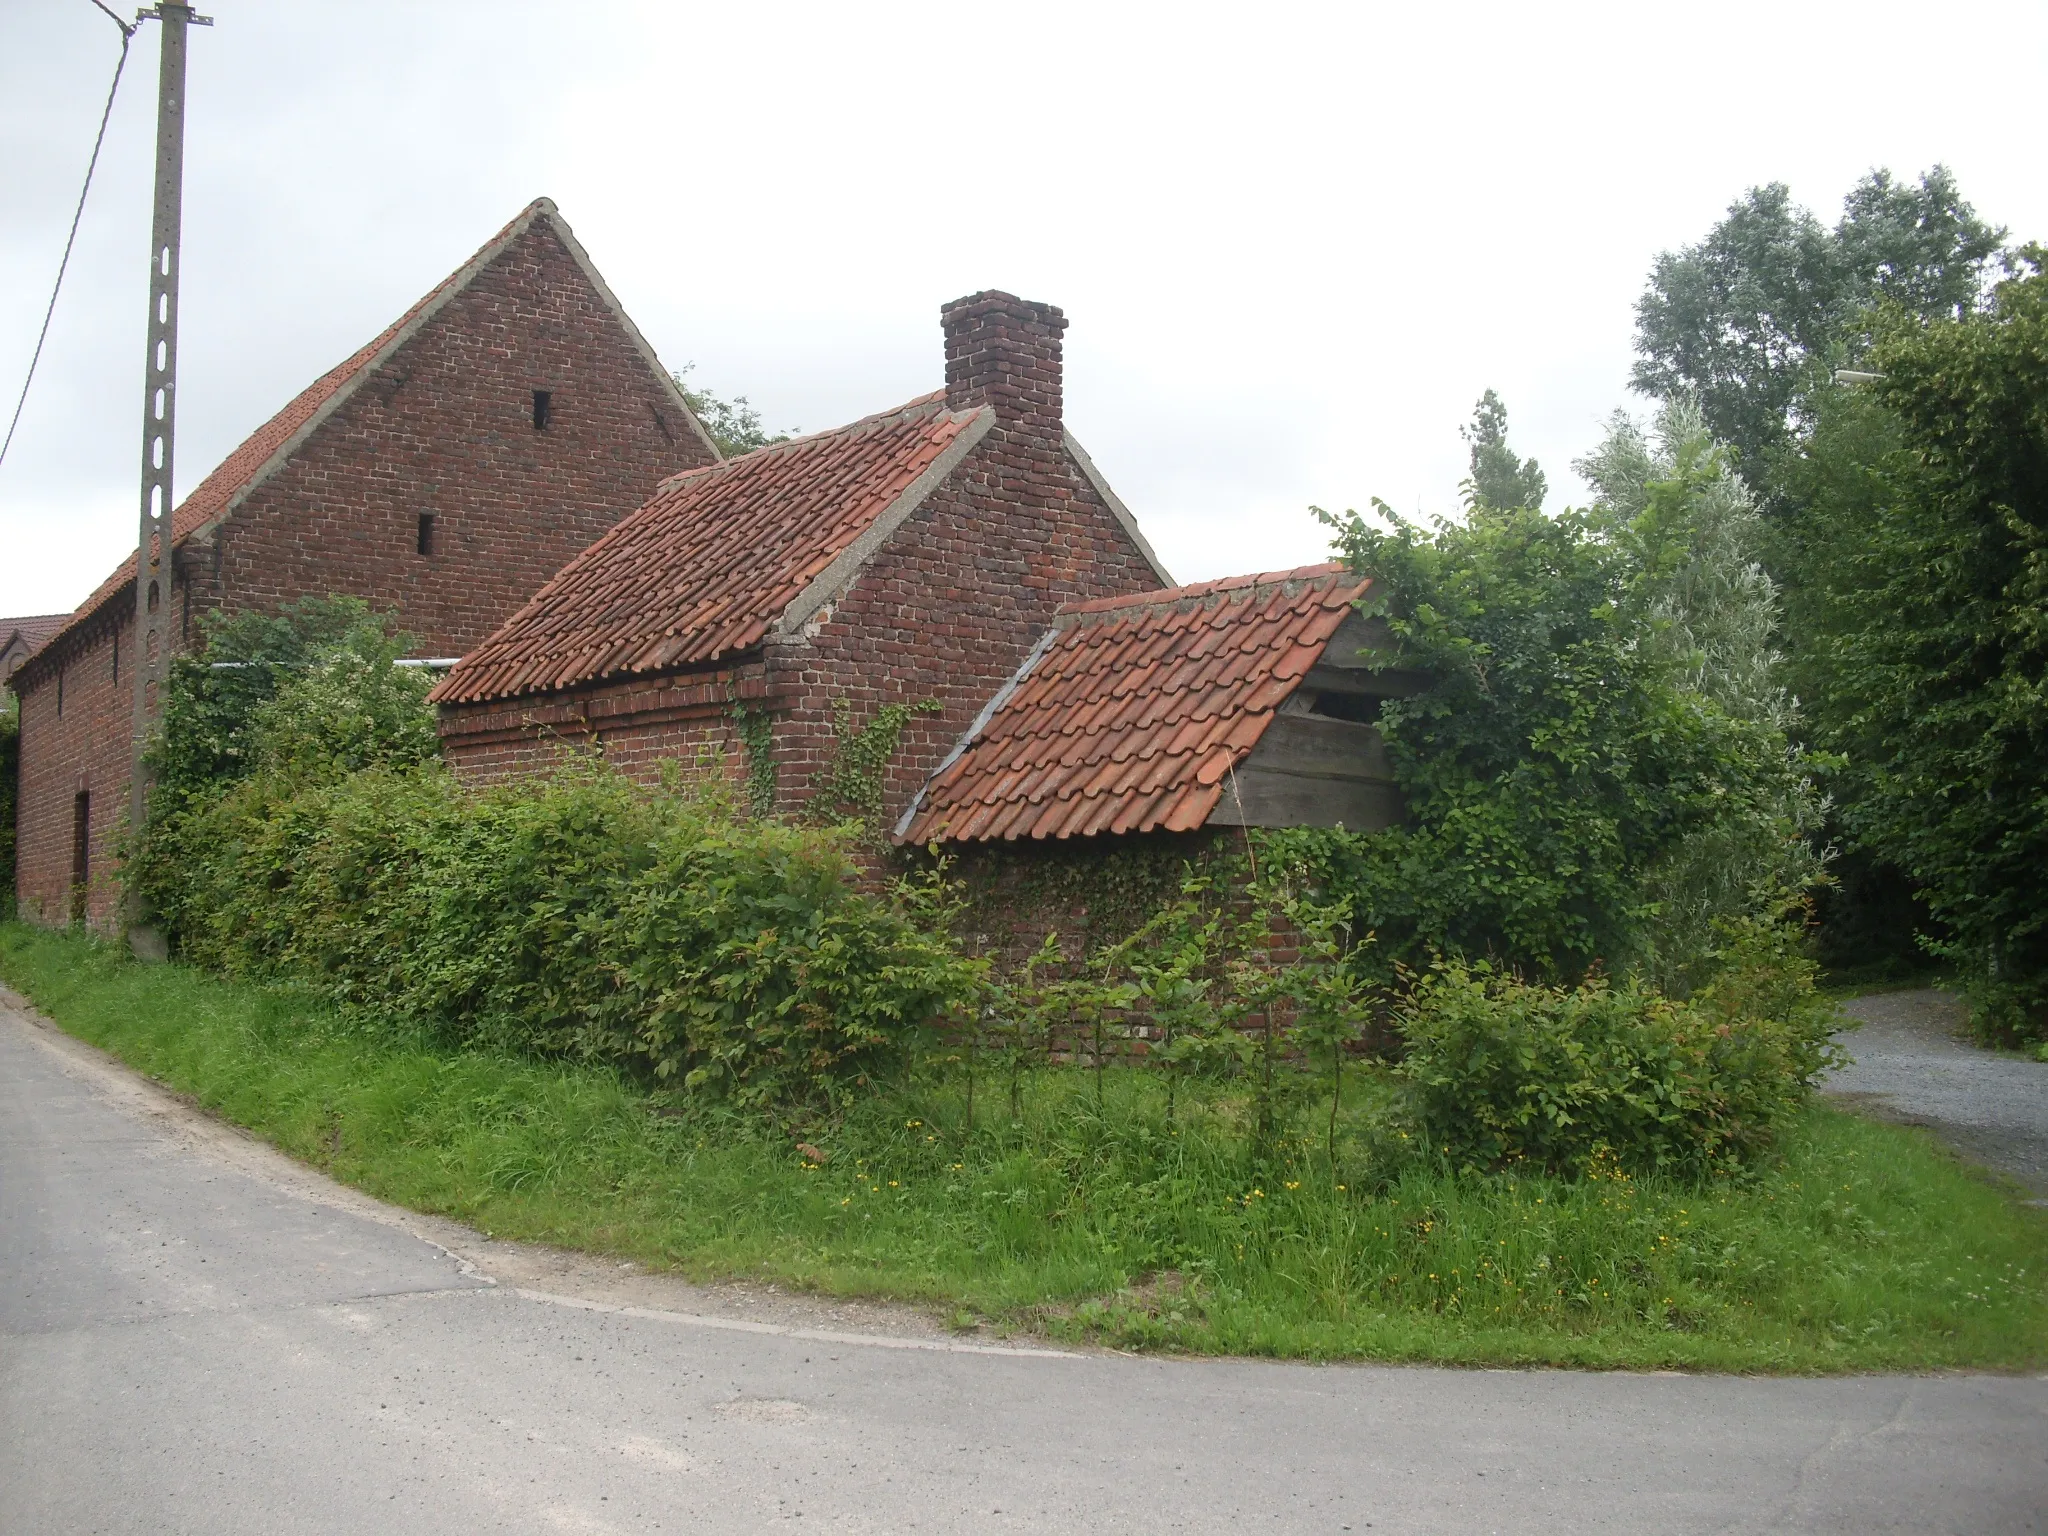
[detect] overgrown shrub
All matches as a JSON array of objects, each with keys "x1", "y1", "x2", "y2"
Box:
[
  {"x1": 152, "y1": 756, "x2": 976, "y2": 1113},
  {"x1": 1394, "y1": 915, "x2": 1843, "y2": 1178}
]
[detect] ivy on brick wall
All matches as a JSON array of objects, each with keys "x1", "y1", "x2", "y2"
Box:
[
  {"x1": 727, "y1": 694, "x2": 777, "y2": 819},
  {"x1": 811, "y1": 698, "x2": 940, "y2": 838}
]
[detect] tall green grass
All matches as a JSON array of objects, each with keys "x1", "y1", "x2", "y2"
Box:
[{"x1": 5, "y1": 922, "x2": 2043, "y2": 1371}]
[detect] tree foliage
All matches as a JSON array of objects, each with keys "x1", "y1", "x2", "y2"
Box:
[
  {"x1": 1781, "y1": 255, "x2": 2048, "y2": 1037},
  {"x1": 1290, "y1": 489, "x2": 1818, "y2": 989},
  {"x1": 1577, "y1": 398, "x2": 1827, "y2": 988},
  {"x1": 673, "y1": 364, "x2": 794, "y2": 459},
  {"x1": 1460, "y1": 388, "x2": 1546, "y2": 512},
  {"x1": 1633, "y1": 169, "x2": 2006, "y2": 472}
]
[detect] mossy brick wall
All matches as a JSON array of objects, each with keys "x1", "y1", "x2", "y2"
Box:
[{"x1": 12, "y1": 215, "x2": 709, "y2": 930}]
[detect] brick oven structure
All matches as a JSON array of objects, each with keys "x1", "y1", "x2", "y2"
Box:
[
  {"x1": 432, "y1": 291, "x2": 1174, "y2": 822},
  {"x1": 9, "y1": 198, "x2": 716, "y2": 928}
]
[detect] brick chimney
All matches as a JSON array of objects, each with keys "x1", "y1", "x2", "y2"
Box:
[{"x1": 941, "y1": 291, "x2": 1066, "y2": 432}]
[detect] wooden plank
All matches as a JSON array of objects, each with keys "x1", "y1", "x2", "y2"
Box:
[
  {"x1": 1210, "y1": 769, "x2": 1405, "y2": 831},
  {"x1": 1241, "y1": 715, "x2": 1395, "y2": 779}
]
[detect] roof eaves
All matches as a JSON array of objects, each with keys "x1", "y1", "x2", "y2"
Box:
[
  {"x1": 773, "y1": 404, "x2": 997, "y2": 640},
  {"x1": 1062, "y1": 428, "x2": 1173, "y2": 587},
  {"x1": 892, "y1": 621, "x2": 1061, "y2": 844}
]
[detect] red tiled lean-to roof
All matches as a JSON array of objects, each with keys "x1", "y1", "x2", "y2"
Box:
[
  {"x1": 895, "y1": 562, "x2": 1372, "y2": 844},
  {"x1": 431, "y1": 394, "x2": 990, "y2": 706}
]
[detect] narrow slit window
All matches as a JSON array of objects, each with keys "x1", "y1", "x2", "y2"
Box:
[
  {"x1": 532, "y1": 389, "x2": 552, "y2": 431},
  {"x1": 417, "y1": 513, "x2": 437, "y2": 557},
  {"x1": 56, "y1": 666, "x2": 64, "y2": 717},
  {"x1": 111, "y1": 631, "x2": 119, "y2": 685}
]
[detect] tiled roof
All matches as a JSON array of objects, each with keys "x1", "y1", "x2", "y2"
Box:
[
  {"x1": 2, "y1": 614, "x2": 68, "y2": 654},
  {"x1": 432, "y1": 395, "x2": 989, "y2": 706},
  {"x1": 896, "y1": 562, "x2": 1371, "y2": 844},
  {"x1": 24, "y1": 198, "x2": 656, "y2": 675}
]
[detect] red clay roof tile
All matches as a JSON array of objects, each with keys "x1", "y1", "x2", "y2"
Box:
[
  {"x1": 431, "y1": 394, "x2": 988, "y2": 706},
  {"x1": 896, "y1": 562, "x2": 1370, "y2": 844}
]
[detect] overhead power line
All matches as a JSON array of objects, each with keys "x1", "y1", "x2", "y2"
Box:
[{"x1": 0, "y1": 2, "x2": 137, "y2": 475}]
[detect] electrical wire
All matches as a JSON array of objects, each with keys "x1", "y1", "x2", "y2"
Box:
[{"x1": 0, "y1": 2, "x2": 137, "y2": 475}]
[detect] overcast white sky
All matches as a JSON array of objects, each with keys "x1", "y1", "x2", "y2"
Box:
[{"x1": 3, "y1": 0, "x2": 2044, "y2": 617}]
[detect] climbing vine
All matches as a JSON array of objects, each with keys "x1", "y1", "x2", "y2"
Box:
[
  {"x1": 727, "y1": 694, "x2": 777, "y2": 819},
  {"x1": 811, "y1": 698, "x2": 941, "y2": 838}
]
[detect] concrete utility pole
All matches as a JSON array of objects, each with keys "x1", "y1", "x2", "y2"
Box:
[{"x1": 127, "y1": 1, "x2": 210, "y2": 950}]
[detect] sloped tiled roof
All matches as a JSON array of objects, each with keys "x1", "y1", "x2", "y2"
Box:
[
  {"x1": 2, "y1": 614, "x2": 67, "y2": 655},
  {"x1": 432, "y1": 395, "x2": 990, "y2": 706},
  {"x1": 25, "y1": 197, "x2": 699, "y2": 679},
  {"x1": 896, "y1": 563, "x2": 1371, "y2": 844}
]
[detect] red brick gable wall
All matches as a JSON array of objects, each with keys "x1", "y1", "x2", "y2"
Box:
[
  {"x1": 181, "y1": 218, "x2": 710, "y2": 657},
  {"x1": 14, "y1": 213, "x2": 711, "y2": 929},
  {"x1": 765, "y1": 429, "x2": 1164, "y2": 823}
]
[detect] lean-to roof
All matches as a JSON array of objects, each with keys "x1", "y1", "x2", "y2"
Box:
[{"x1": 895, "y1": 563, "x2": 1371, "y2": 844}]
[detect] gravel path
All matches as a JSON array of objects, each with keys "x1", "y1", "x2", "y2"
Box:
[{"x1": 1824, "y1": 988, "x2": 2048, "y2": 1200}]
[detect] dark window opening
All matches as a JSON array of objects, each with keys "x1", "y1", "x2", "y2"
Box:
[
  {"x1": 56, "y1": 666, "x2": 64, "y2": 717},
  {"x1": 1310, "y1": 691, "x2": 1382, "y2": 725},
  {"x1": 417, "y1": 513, "x2": 437, "y2": 557},
  {"x1": 70, "y1": 792, "x2": 90, "y2": 924},
  {"x1": 532, "y1": 389, "x2": 552, "y2": 431},
  {"x1": 112, "y1": 631, "x2": 119, "y2": 685}
]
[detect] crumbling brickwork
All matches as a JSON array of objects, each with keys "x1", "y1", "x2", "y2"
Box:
[{"x1": 11, "y1": 203, "x2": 711, "y2": 929}]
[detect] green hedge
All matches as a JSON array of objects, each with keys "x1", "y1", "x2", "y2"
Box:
[{"x1": 144, "y1": 759, "x2": 977, "y2": 1111}]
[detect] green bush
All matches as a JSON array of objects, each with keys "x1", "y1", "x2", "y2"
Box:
[
  {"x1": 150, "y1": 756, "x2": 977, "y2": 1113},
  {"x1": 1394, "y1": 918, "x2": 1843, "y2": 1178}
]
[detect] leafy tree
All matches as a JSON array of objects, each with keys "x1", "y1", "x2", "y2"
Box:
[
  {"x1": 1633, "y1": 169, "x2": 2005, "y2": 473},
  {"x1": 672, "y1": 365, "x2": 794, "y2": 458},
  {"x1": 1460, "y1": 389, "x2": 1546, "y2": 512},
  {"x1": 1785, "y1": 255, "x2": 2048, "y2": 1039},
  {"x1": 1576, "y1": 399, "x2": 1826, "y2": 988},
  {"x1": 1288, "y1": 492, "x2": 1812, "y2": 987}
]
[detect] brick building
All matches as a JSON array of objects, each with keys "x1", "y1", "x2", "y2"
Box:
[
  {"x1": 9, "y1": 197, "x2": 716, "y2": 927},
  {"x1": 432, "y1": 291, "x2": 1175, "y2": 820},
  {"x1": 2, "y1": 616, "x2": 66, "y2": 690},
  {"x1": 888, "y1": 562, "x2": 1421, "y2": 964}
]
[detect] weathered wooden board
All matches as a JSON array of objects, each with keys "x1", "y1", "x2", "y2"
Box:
[
  {"x1": 1210, "y1": 769, "x2": 1406, "y2": 831},
  {"x1": 1209, "y1": 715, "x2": 1405, "y2": 830}
]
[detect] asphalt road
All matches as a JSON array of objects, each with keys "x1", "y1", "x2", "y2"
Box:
[
  {"x1": 4, "y1": 991, "x2": 2045, "y2": 1536},
  {"x1": 1826, "y1": 989, "x2": 2048, "y2": 1199}
]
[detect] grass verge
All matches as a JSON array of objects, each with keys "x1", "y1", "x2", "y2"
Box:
[{"x1": 5, "y1": 921, "x2": 2044, "y2": 1372}]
